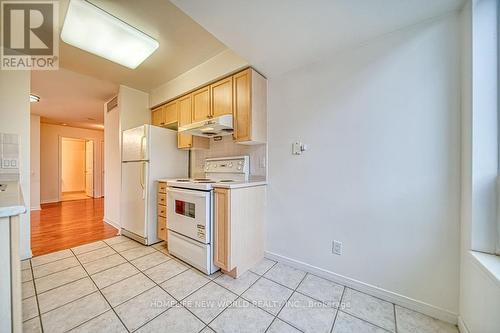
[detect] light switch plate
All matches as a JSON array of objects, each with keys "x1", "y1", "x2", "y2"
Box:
[{"x1": 292, "y1": 142, "x2": 302, "y2": 155}]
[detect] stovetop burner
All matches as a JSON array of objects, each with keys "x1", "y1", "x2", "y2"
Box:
[
  {"x1": 218, "y1": 180, "x2": 235, "y2": 183},
  {"x1": 176, "y1": 179, "x2": 190, "y2": 182},
  {"x1": 192, "y1": 178, "x2": 216, "y2": 183}
]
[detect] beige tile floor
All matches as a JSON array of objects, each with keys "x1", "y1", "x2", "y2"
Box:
[{"x1": 21, "y1": 236, "x2": 459, "y2": 333}]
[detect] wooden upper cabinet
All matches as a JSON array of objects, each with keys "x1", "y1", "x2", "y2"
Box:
[
  {"x1": 177, "y1": 94, "x2": 192, "y2": 127},
  {"x1": 233, "y1": 69, "x2": 251, "y2": 142},
  {"x1": 151, "y1": 107, "x2": 164, "y2": 127},
  {"x1": 214, "y1": 188, "x2": 231, "y2": 271},
  {"x1": 163, "y1": 101, "x2": 178, "y2": 125},
  {"x1": 192, "y1": 86, "x2": 211, "y2": 122},
  {"x1": 152, "y1": 67, "x2": 267, "y2": 147},
  {"x1": 233, "y1": 68, "x2": 267, "y2": 144},
  {"x1": 177, "y1": 94, "x2": 193, "y2": 149},
  {"x1": 211, "y1": 76, "x2": 233, "y2": 118},
  {"x1": 151, "y1": 102, "x2": 176, "y2": 128}
]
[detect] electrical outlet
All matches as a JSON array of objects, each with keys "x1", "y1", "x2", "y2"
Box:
[{"x1": 332, "y1": 240, "x2": 342, "y2": 255}]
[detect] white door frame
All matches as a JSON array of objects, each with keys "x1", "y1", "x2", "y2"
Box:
[{"x1": 58, "y1": 135, "x2": 96, "y2": 202}]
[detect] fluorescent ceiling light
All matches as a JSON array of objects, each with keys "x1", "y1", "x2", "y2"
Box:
[
  {"x1": 61, "y1": 0, "x2": 159, "y2": 69},
  {"x1": 30, "y1": 94, "x2": 40, "y2": 103}
]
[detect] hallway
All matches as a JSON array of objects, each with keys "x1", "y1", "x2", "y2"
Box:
[{"x1": 31, "y1": 198, "x2": 118, "y2": 256}]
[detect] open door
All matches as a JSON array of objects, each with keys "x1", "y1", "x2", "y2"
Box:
[{"x1": 85, "y1": 140, "x2": 94, "y2": 197}]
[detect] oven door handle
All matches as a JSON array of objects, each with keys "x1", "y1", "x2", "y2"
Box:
[{"x1": 167, "y1": 187, "x2": 210, "y2": 198}]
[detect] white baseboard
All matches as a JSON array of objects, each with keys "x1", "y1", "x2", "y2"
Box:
[
  {"x1": 265, "y1": 251, "x2": 458, "y2": 325},
  {"x1": 30, "y1": 206, "x2": 41, "y2": 211},
  {"x1": 457, "y1": 316, "x2": 470, "y2": 333},
  {"x1": 103, "y1": 218, "x2": 121, "y2": 232},
  {"x1": 41, "y1": 198, "x2": 58, "y2": 204}
]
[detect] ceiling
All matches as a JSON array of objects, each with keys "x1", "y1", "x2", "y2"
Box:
[
  {"x1": 56, "y1": 0, "x2": 227, "y2": 92},
  {"x1": 31, "y1": 68, "x2": 118, "y2": 130},
  {"x1": 170, "y1": 0, "x2": 466, "y2": 77},
  {"x1": 32, "y1": 0, "x2": 228, "y2": 129}
]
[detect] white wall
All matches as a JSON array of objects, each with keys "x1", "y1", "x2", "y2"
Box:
[
  {"x1": 266, "y1": 13, "x2": 461, "y2": 320},
  {"x1": 470, "y1": 0, "x2": 498, "y2": 254},
  {"x1": 30, "y1": 115, "x2": 40, "y2": 210},
  {"x1": 118, "y1": 85, "x2": 150, "y2": 131},
  {"x1": 0, "y1": 71, "x2": 31, "y2": 259},
  {"x1": 104, "y1": 85, "x2": 151, "y2": 229},
  {"x1": 458, "y1": 1, "x2": 500, "y2": 332},
  {"x1": 150, "y1": 49, "x2": 248, "y2": 107},
  {"x1": 61, "y1": 138, "x2": 86, "y2": 192},
  {"x1": 40, "y1": 123, "x2": 104, "y2": 203},
  {"x1": 104, "y1": 103, "x2": 120, "y2": 228}
]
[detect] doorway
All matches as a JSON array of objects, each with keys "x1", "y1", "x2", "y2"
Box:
[{"x1": 60, "y1": 137, "x2": 94, "y2": 201}]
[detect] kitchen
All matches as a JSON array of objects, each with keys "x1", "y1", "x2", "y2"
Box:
[{"x1": 1, "y1": 0, "x2": 499, "y2": 333}]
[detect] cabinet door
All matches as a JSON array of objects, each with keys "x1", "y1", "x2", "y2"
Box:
[
  {"x1": 211, "y1": 76, "x2": 233, "y2": 117},
  {"x1": 177, "y1": 133, "x2": 192, "y2": 149},
  {"x1": 233, "y1": 69, "x2": 252, "y2": 141},
  {"x1": 151, "y1": 107, "x2": 164, "y2": 126},
  {"x1": 177, "y1": 94, "x2": 193, "y2": 149},
  {"x1": 214, "y1": 188, "x2": 231, "y2": 271},
  {"x1": 178, "y1": 94, "x2": 192, "y2": 126},
  {"x1": 164, "y1": 101, "x2": 177, "y2": 125},
  {"x1": 157, "y1": 216, "x2": 167, "y2": 241},
  {"x1": 192, "y1": 86, "x2": 211, "y2": 122}
]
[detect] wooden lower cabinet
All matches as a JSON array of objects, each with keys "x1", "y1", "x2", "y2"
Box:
[
  {"x1": 213, "y1": 186, "x2": 266, "y2": 278},
  {"x1": 214, "y1": 188, "x2": 231, "y2": 270},
  {"x1": 157, "y1": 216, "x2": 167, "y2": 241},
  {"x1": 157, "y1": 182, "x2": 167, "y2": 241}
]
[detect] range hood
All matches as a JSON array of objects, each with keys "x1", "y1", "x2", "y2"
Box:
[{"x1": 178, "y1": 114, "x2": 234, "y2": 137}]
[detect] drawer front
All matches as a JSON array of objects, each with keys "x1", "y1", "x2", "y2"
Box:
[
  {"x1": 158, "y1": 204, "x2": 167, "y2": 217},
  {"x1": 158, "y1": 182, "x2": 167, "y2": 193},
  {"x1": 168, "y1": 231, "x2": 213, "y2": 274},
  {"x1": 157, "y1": 216, "x2": 167, "y2": 241},
  {"x1": 158, "y1": 193, "x2": 167, "y2": 205}
]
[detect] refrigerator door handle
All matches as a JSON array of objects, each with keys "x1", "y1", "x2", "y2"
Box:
[
  {"x1": 140, "y1": 135, "x2": 146, "y2": 160},
  {"x1": 140, "y1": 162, "x2": 145, "y2": 199}
]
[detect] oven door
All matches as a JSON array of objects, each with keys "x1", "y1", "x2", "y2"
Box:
[{"x1": 167, "y1": 187, "x2": 211, "y2": 244}]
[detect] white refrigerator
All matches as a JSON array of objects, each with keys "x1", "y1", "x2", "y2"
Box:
[{"x1": 121, "y1": 124, "x2": 187, "y2": 245}]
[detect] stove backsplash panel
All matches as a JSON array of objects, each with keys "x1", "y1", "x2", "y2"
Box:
[{"x1": 190, "y1": 136, "x2": 267, "y2": 180}]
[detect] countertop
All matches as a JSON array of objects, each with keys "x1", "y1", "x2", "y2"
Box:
[
  {"x1": 156, "y1": 178, "x2": 267, "y2": 189},
  {"x1": 212, "y1": 180, "x2": 267, "y2": 189},
  {"x1": 0, "y1": 181, "x2": 27, "y2": 218}
]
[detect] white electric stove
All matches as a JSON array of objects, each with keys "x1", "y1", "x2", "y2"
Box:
[{"x1": 166, "y1": 156, "x2": 249, "y2": 274}]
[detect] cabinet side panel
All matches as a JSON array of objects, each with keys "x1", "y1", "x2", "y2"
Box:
[
  {"x1": 231, "y1": 186, "x2": 265, "y2": 274},
  {"x1": 234, "y1": 69, "x2": 251, "y2": 141},
  {"x1": 251, "y1": 69, "x2": 268, "y2": 144},
  {"x1": 214, "y1": 188, "x2": 231, "y2": 270}
]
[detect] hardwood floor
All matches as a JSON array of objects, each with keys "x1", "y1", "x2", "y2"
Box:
[
  {"x1": 61, "y1": 191, "x2": 91, "y2": 201},
  {"x1": 31, "y1": 198, "x2": 118, "y2": 256}
]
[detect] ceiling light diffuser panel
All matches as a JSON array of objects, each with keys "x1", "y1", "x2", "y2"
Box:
[{"x1": 61, "y1": 0, "x2": 159, "y2": 69}]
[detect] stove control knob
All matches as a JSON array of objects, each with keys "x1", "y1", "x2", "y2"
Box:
[
  {"x1": 237, "y1": 166, "x2": 242, "y2": 170},
  {"x1": 228, "y1": 162, "x2": 233, "y2": 167},
  {"x1": 238, "y1": 161, "x2": 243, "y2": 165}
]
